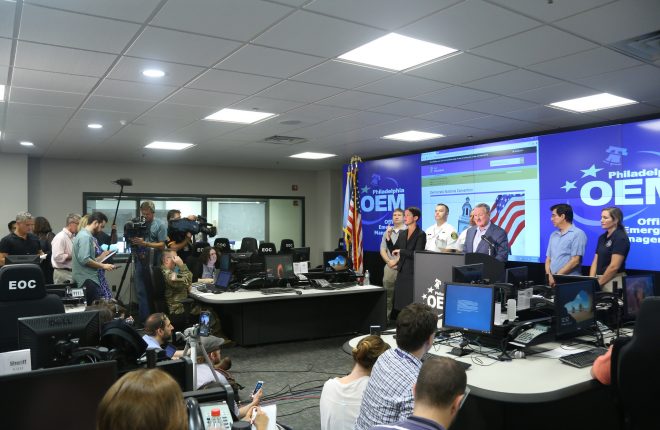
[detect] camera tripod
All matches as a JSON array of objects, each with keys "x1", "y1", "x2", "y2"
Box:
[{"x1": 181, "y1": 325, "x2": 222, "y2": 389}]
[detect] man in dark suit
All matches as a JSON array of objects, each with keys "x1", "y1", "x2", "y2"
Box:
[
  {"x1": 385, "y1": 207, "x2": 427, "y2": 319},
  {"x1": 464, "y1": 203, "x2": 509, "y2": 262}
]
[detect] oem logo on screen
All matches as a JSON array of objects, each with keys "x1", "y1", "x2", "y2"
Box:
[{"x1": 360, "y1": 173, "x2": 406, "y2": 224}]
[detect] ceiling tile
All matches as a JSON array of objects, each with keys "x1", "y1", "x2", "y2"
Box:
[
  {"x1": 414, "y1": 86, "x2": 497, "y2": 106},
  {"x1": 152, "y1": 0, "x2": 293, "y2": 41},
  {"x1": 303, "y1": 0, "x2": 458, "y2": 30},
  {"x1": 466, "y1": 69, "x2": 561, "y2": 95},
  {"x1": 11, "y1": 69, "x2": 98, "y2": 93},
  {"x1": 408, "y1": 53, "x2": 515, "y2": 84},
  {"x1": 7, "y1": 103, "x2": 75, "y2": 120},
  {"x1": 460, "y1": 96, "x2": 537, "y2": 115},
  {"x1": 370, "y1": 100, "x2": 443, "y2": 116},
  {"x1": 295, "y1": 111, "x2": 401, "y2": 138},
  {"x1": 458, "y1": 115, "x2": 538, "y2": 132},
  {"x1": 187, "y1": 69, "x2": 279, "y2": 94},
  {"x1": 0, "y1": 2, "x2": 15, "y2": 39},
  {"x1": 94, "y1": 79, "x2": 177, "y2": 102},
  {"x1": 501, "y1": 105, "x2": 597, "y2": 126},
  {"x1": 256, "y1": 81, "x2": 344, "y2": 103},
  {"x1": 0, "y1": 38, "x2": 11, "y2": 67},
  {"x1": 400, "y1": 0, "x2": 540, "y2": 50},
  {"x1": 575, "y1": 65, "x2": 660, "y2": 102},
  {"x1": 109, "y1": 57, "x2": 205, "y2": 86},
  {"x1": 555, "y1": 0, "x2": 660, "y2": 44},
  {"x1": 280, "y1": 104, "x2": 358, "y2": 123},
  {"x1": 356, "y1": 74, "x2": 451, "y2": 98},
  {"x1": 83, "y1": 95, "x2": 154, "y2": 113},
  {"x1": 316, "y1": 91, "x2": 397, "y2": 110},
  {"x1": 417, "y1": 107, "x2": 489, "y2": 123},
  {"x1": 0, "y1": 65, "x2": 8, "y2": 85},
  {"x1": 20, "y1": 4, "x2": 140, "y2": 53},
  {"x1": 14, "y1": 41, "x2": 117, "y2": 76},
  {"x1": 144, "y1": 103, "x2": 217, "y2": 121},
  {"x1": 132, "y1": 114, "x2": 194, "y2": 133},
  {"x1": 527, "y1": 47, "x2": 644, "y2": 80},
  {"x1": 229, "y1": 96, "x2": 304, "y2": 113},
  {"x1": 28, "y1": 0, "x2": 163, "y2": 22},
  {"x1": 487, "y1": 0, "x2": 613, "y2": 23},
  {"x1": 253, "y1": 10, "x2": 385, "y2": 57},
  {"x1": 73, "y1": 108, "x2": 140, "y2": 125},
  {"x1": 512, "y1": 82, "x2": 597, "y2": 105},
  {"x1": 292, "y1": 60, "x2": 392, "y2": 89},
  {"x1": 163, "y1": 121, "x2": 243, "y2": 143},
  {"x1": 127, "y1": 27, "x2": 242, "y2": 67},
  {"x1": 10, "y1": 87, "x2": 86, "y2": 108},
  {"x1": 217, "y1": 45, "x2": 323, "y2": 79},
  {"x1": 166, "y1": 88, "x2": 245, "y2": 108},
  {"x1": 471, "y1": 25, "x2": 597, "y2": 66}
]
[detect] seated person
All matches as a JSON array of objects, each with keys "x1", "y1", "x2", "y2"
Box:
[
  {"x1": 370, "y1": 356, "x2": 468, "y2": 430},
  {"x1": 195, "y1": 335, "x2": 263, "y2": 421},
  {"x1": 88, "y1": 298, "x2": 135, "y2": 326},
  {"x1": 97, "y1": 368, "x2": 187, "y2": 430},
  {"x1": 141, "y1": 312, "x2": 184, "y2": 360},
  {"x1": 320, "y1": 335, "x2": 390, "y2": 430},
  {"x1": 194, "y1": 246, "x2": 218, "y2": 283},
  {"x1": 591, "y1": 345, "x2": 614, "y2": 385}
]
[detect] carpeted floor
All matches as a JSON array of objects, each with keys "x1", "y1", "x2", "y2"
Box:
[{"x1": 223, "y1": 335, "x2": 356, "y2": 430}]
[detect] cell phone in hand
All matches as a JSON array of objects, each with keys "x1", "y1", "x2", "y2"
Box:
[
  {"x1": 199, "y1": 311, "x2": 210, "y2": 337},
  {"x1": 252, "y1": 380, "x2": 264, "y2": 397}
]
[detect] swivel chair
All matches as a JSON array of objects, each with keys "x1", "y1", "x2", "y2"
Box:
[
  {"x1": 213, "y1": 238, "x2": 232, "y2": 253},
  {"x1": 239, "y1": 237, "x2": 258, "y2": 253},
  {"x1": 0, "y1": 263, "x2": 65, "y2": 353},
  {"x1": 258, "y1": 242, "x2": 277, "y2": 256},
  {"x1": 279, "y1": 239, "x2": 294, "y2": 254},
  {"x1": 611, "y1": 297, "x2": 660, "y2": 430}
]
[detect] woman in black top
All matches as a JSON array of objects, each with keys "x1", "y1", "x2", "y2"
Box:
[{"x1": 589, "y1": 206, "x2": 630, "y2": 291}]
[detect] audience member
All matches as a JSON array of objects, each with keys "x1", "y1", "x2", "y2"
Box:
[
  {"x1": 0, "y1": 211, "x2": 44, "y2": 266},
  {"x1": 591, "y1": 345, "x2": 614, "y2": 385},
  {"x1": 370, "y1": 356, "x2": 468, "y2": 430},
  {"x1": 320, "y1": 335, "x2": 391, "y2": 430},
  {"x1": 141, "y1": 312, "x2": 184, "y2": 360},
  {"x1": 72, "y1": 212, "x2": 116, "y2": 304},
  {"x1": 51, "y1": 213, "x2": 81, "y2": 284},
  {"x1": 96, "y1": 368, "x2": 187, "y2": 430},
  {"x1": 355, "y1": 303, "x2": 438, "y2": 430},
  {"x1": 34, "y1": 216, "x2": 56, "y2": 283},
  {"x1": 7, "y1": 220, "x2": 16, "y2": 234},
  {"x1": 196, "y1": 246, "x2": 218, "y2": 283}
]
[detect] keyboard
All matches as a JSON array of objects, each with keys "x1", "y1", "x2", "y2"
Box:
[
  {"x1": 260, "y1": 288, "x2": 301, "y2": 295},
  {"x1": 559, "y1": 347, "x2": 608, "y2": 368}
]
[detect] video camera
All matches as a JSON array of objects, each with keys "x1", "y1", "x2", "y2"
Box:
[
  {"x1": 124, "y1": 216, "x2": 148, "y2": 240},
  {"x1": 168, "y1": 215, "x2": 217, "y2": 239}
]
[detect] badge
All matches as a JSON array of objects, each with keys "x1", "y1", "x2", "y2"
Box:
[
  {"x1": 605, "y1": 240, "x2": 612, "y2": 247},
  {"x1": 451, "y1": 231, "x2": 458, "y2": 240}
]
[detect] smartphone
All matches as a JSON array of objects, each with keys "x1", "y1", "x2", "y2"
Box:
[
  {"x1": 199, "y1": 311, "x2": 210, "y2": 337},
  {"x1": 252, "y1": 380, "x2": 264, "y2": 397}
]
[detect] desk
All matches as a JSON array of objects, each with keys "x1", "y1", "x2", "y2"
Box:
[
  {"x1": 191, "y1": 285, "x2": 386, "y2": 346},
  {"x1": 348, "y1": 334, "x2": 620, "y2": 430}
]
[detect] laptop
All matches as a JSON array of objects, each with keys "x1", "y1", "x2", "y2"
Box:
[{"x1": 214, "y1": 271, "x2": 232, "y2": 290}]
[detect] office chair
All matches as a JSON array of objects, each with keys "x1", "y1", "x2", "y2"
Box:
[
  {"x1": 258, "y1": 242, "x2": 277, "y2": 255},
  {"x1": 213, "y1": 238, "x2": 232, "y2": 253},
  {"x1": 0, "y1": 263, "x2": 65, "y2": 353},
  {"x1": 611, "y1": 297, "x2": 660, "y2": 430},
  {"x1": 239, "y1": 237, "x2": 258, "y2": 253},
  {"x1": 279, "y1": 239, "x2": 294, "y2": 254}
]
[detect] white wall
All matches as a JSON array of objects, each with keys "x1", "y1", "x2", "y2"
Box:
[
  {"x1": 27, "y1": 158, "x2": 342, "y2": 265},
  {"x1": 0, "y1": 154, "x2": 29, "y2": 227}
]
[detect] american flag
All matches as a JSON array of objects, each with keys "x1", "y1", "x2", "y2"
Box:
[
  {"x1": 343, "y1": 156, "x2": 363, "y2": 273},
  {"x1": 490, "y1": 193, "x2": 525, "y2": 247}
]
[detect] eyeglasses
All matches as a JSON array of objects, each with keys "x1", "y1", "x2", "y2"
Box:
[{"x1": 458, "y1": 386, "x2": 470, "y2": 410}]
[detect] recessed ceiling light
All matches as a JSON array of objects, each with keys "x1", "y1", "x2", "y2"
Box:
[
  {"x1": 290, "y1": 152, "x2": 336, "y2": 160},
  {"x1": 338, "y1": 33, "x2": 458, "y2": 71},
  {"x1": 144, "y1": 141, "x2": 195, "y2": 151},
  {"x1": 142, "y1": 69, "x2": 166, "y2": 78},
  {"x1": 0, "y1": 84, "x2": 5, "y2": 101},
  {"x1": 382, "y1": 131, "x2": 444, "y2": 142},
  {"x1": 549, "y1": 93, "x2": 637, "y2": 113},
  {"x1": 204, "y1": 108, "x2": 278, "y2": 124},
  {"x1": 88, "y1": 123, "x2": 103, "y2": 129},
  {"x1": 20, "y1": 141, "x2": 34, "y2": 147}
]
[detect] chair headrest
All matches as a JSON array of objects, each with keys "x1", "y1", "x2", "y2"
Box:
[
  {"x1": 259, "y1": 242, "x2": 276, "y2": 255},
  {"x1": 0, "y1": 263, "x2": 46, "y2": 301},
  {"x1": 214, "y1": 238, "x2": 230, "y2": 251},
  {"x1": 280, "y1": 239, "x2": 294, "y2": 252},
  {"x1": 633, "y1": 297, "x2": 660, "y2": 342}
]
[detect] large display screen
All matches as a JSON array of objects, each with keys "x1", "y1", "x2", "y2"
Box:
[{"x1": 349, "y1": 118, "x2": 660, "y2": 271}]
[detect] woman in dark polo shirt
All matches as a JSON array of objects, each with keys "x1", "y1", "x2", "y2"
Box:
[{"x1": 589, "y1": 206, "x2": 630, "y2": 292}]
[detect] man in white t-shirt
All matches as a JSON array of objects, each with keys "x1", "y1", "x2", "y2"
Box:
[{"x1": 425, "y1": 204, "x2": 459, "y2": 252}]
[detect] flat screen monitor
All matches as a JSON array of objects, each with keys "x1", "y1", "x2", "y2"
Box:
[
  {"x1": 554, "y1": 280, "x2": 596, "y2": 339},
  {"x1": 156, "y1": 355, "x2": 194, "y2": 391},
  {"x1": 452, "y1": 263, "x2": 484, "y2": 284},
  {"x1": 264, "y1": 254, "x2": 295, "y2": 280},
  {"x1": 554, "y1": 274, "x2": 599, "y2": 287},
  {"x1": 214, "y1": 270, "x2": 232, "y2": 289},
  {"x1": 505, "y1": 266, "x2": 528, "y2": 287},
  {"x1": 623, "y1": 275, "x2": 655, "y2": 319},
  {"x1": 18, "y1": 310, "x2": 101, "y2": 369},
  {"x1": 4, "y1": 254, "x2": 41, "y2": 265},
  {"x1": 218, "y1": 253, "x2": 231, "y2": 272},
  {"x1": 292, "y1": 247, "x2": 311, "y2": 263},
  {"x1": 323, "y1": 251, "x2": 350, "y2": 272},
  {"x1": 442, "y1": 283, "x2": 495, "y2": 335},
  {"x1": 0, "y1": 361, "x2": 117, "y2": 430}
]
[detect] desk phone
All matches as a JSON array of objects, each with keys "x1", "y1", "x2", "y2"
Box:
[
  {"x1": 70, "y1": 288, "x2": 85, "y2": 298},
  {"x1": 510, "y1": 323, "x2": 552, "y2": 347},
  {"x1": 199, "y1": 401, "x2": 233, "y2": 430}
]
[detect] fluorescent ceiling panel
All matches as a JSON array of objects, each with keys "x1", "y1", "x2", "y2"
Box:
[
  {"x1": 549, "y1": 93, "x2": 637, "y2": 113},
  {"x1": 145, "y1": 141, "x2": 195, "y2": 151},
  {"x1": 382, "y1": 130, "x2": 444, "y2": 142},
  {"x1": 204, "y1": 108, "x2": 278, "y2": 124},
  {"x1": 290, "y1": 152, "x2": 336, "y2": 159}
]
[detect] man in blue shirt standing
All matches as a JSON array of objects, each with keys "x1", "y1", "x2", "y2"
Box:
[{"x1": 545, "y1": 203, "x2": 587, "y2": 287}]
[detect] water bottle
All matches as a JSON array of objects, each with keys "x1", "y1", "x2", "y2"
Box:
[
  {"x1": 364, "y1": 270, "x2": 370, "y2": 285},
  {"x1": 208, "y1": 408, "x2": 222, "y2": 430}
]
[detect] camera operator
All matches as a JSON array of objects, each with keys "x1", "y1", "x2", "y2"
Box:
[
  {"x1": 130, "y1": 201, "x2": 167, "y2": 324},
  {"x1": 166, "y1": 209, "x2": 196, "y2": 261}
]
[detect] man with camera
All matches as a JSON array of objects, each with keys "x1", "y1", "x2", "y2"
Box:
[
  {"x1": 130, "y1": 200, "x2": 167, "y2": 324},
  {"x1": 166, "y1": 209, "x2": 196, "y2": 261}
]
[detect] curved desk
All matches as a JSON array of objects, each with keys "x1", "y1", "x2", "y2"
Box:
[{"x1": 191, "y1": 285, "x2": 386, "y2": 346}]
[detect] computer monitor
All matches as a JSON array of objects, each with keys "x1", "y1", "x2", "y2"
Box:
[
  {"x1": 292, "y1": 247, "x2": 311, "y2": 263},
  {"x1": 442, "y1": 283, "x2": 495, "y2": 335},
  {"x1": 18, "y1": 310, "x2": 101, "y2": 369},
  {"x1": 1, "y1": 361, "x2": 117, "y2": 430},
  {"x1": 323, "y1": 251, "x2": 350, "y2": 272},
  {"x1": 214, "y1": 270, "x2": 232, "y2": 290},
  {"x1": 554, "y1": 274, "x2": 599, "y2": 287},
  {"x1": 218, "y1": 253, "x2": 231, "y2": 272},
  {"x1": 623, "y1": 275, "x2": 655, "y2": 319},
  {"x1": 452, "y1": 263, "x2": 484, "y2": 284},
  {"x1": 505, "y1": 266, "x2": 528, "y2": 288},
  {"x1": 156, "y1": 355, "x2": 194, "y2": 391},
  {"x1": 554, "y1": 280, "x2": 596, "y2": 339},
  {"x1": 4, "y1": 254, "x2": 41, "y2": 265},
  {"x1": 264, "y1": 254, "x2": 295, "y2": 280}
]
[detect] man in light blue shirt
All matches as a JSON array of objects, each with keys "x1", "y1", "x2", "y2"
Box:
[{"x1": 545, "y1": 204, "x2": 587, "y2": 286}]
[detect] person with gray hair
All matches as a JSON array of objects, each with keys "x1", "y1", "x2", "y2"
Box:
[
  {"x1": 50, "y1": 213, "x2": 81, "y2": 283},
  {"x1": 0, "y1": 211, "x2": 44, "y2": 266},
  {"x1": 463, "y1": 203, "x2": 509, "y2": 262}
]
